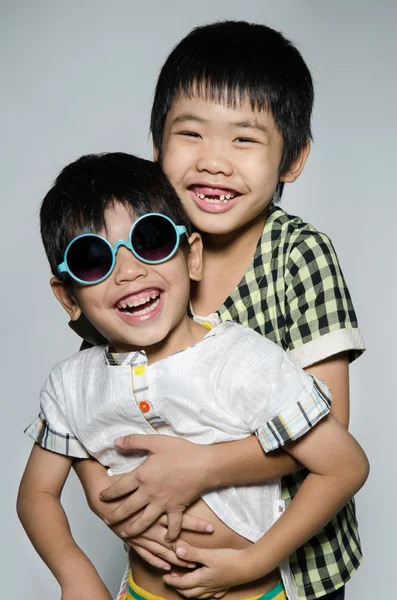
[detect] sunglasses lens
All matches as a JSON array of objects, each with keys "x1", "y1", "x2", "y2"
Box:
[
  {"x1": 67, "y1": 236, "x2": 113, "y2": 282},
  {"x1": 133, "y1": 216, "x2": 177, "y2": 262}
]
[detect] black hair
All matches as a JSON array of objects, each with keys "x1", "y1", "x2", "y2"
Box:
[
  {"x1": 150, "y1": 20, "x2": 314, "y2": 201},
  {"x1": 40, "y1": 152, "x2": 192, "y2": 277}
]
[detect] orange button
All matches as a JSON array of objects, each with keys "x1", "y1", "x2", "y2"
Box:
[{"x1": 139, "y1": 400, "x2": 151, "y2": 413}]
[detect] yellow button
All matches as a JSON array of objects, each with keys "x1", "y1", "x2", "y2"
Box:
[
  {"x1": 139, "y1": 400, "x2": 151, "y2": 413},
  {"x1": 134, "y1": 365, "x2": 146, "y2": 376},
  {"x1": 201, "y1": 322, "x2": 212, "y2": 329}
]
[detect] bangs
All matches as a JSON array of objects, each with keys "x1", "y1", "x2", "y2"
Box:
[
  {"x1": 64, "y1": 196, "x2": 152, "y2": 240},
  {"x1": 174, "y1": 72, "x2": 274, "y2": 116}
]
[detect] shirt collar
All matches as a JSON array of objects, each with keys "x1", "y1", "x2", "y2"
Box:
[{"x1": 104, "y1": 347, "x2": 147, "y2": 366}]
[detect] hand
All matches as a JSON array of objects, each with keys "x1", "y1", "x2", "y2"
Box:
[
  {"x1": 162, "y1": 544, "x2": 249, "y2": 599},
  {"x1": 121, "y1": 513, "x2": 214, "y2": 571},
  {"x1": 101, "y1": 434, "x2": 212, "y2": 540}
]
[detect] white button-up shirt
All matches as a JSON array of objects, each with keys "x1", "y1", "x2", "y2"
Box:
[{"x1": 26, "y1": 321, "x2": 331, "y2": 599}]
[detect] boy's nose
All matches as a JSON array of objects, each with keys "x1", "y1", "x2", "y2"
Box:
[
  {"x1": 196, "y1": 148, "x2": 233, "y2": 176},
  {"x1": 113, "y1": 247, "x2": 149, "y2": 284}
]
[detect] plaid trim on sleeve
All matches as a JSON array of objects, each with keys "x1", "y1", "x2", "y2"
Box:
[
  {"x1": 25, "y1": 412, "x2": 89, "y2": 458},
  {"x1": 257, "y1": 376, "x2": 331, "y2": 452},
  {"x1": 216, "y1": 203, "x2": 364, "y2": 599},
  {"x1": 25, "y1": 364, "x2": 90, "y2": 459}
]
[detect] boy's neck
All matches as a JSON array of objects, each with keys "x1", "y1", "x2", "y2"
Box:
[
  {"x1": 192, "y1": 209, "x2": 268, "y2": 316},
  {"x1": 110, "y1": 316, "x2": 208, "y2": 365}
]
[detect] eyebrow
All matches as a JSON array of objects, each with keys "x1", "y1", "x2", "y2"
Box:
[
  {"x1": 170, "y1": 113, "x2": 209, "y2": 126},
  {"x1": 231, "y1": 120, "x2": 270, "y2": 135},
  {"x1": 170, "y1": 114, "x2": 270, "y2": 136}
]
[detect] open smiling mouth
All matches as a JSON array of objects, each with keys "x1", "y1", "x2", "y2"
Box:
[
  {"x1": 189, "y1": 185, "x2": 241, "y2": 204},
  {"x1": 115, "y1": 291, "x2": 161, "y2": 317}
]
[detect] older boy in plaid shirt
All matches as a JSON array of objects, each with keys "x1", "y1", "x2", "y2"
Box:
[{"x1": 74, "y1": 21, "x2": 365, "y2": 600}]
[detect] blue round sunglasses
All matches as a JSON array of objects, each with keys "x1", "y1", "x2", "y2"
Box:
[{"x1": 57, "y1": 213, "x2": 188, "y2": 285}]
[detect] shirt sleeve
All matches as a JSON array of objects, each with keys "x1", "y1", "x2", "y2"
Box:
[
  {"x1": 221, "y1": 328, "x2": 332, "y2": 453},
  {"x1": 25, "y1": 366, "x2": 89, "y2": 459},
  {"x1": 255, "y1": 373, "x2": 331, "y2": 453},
  {"x1": 283, "y1": 231, "x2": 365, "y2": 367}
]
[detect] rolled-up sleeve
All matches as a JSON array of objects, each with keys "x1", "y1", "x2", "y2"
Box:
[
  {"x1": 256, "y1": 376, "x2": 331, "y2": 452},
  {"x1": 25, "y1": 366, "x2": 89, "y2": 459},
  {"x1": 222, "y1": 329, "x2": 333, "y2": 453}
]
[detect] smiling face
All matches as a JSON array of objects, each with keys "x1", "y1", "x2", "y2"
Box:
[
  {"x1": 160, "y1": 96, "x2": 309, "y2": 238},
  {"x1": 52, "y1": 203, "x2": 203, "y2": 358}
]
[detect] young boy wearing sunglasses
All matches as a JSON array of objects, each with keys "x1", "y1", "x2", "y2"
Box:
[
  {"x1": 75, "y1": 21, "x2": 366, "y2": 600},
  {"x1": 18, "y1": 152, "x2": 368, "y2": 600}
]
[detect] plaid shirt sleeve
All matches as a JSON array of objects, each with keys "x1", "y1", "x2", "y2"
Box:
[
  {"x1": 283, "y1": 231, "x2": 365, "y2": 368},
  {"x1": 25, "y1": 366, "x2": 89, "y2": 459}
]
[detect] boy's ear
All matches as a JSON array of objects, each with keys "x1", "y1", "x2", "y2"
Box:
[
  {"x1": 153, "y1": 143, "x2": 160, "y2": 162},
  {"x1": 279, "y1": 141, "x2": 311, "y2": 183},
  {"x1": 50, "y1": 277, "x2": 82, "y2": 322},
  {"x1": 187, "y1": 232, "x2": 203, "y2": 282}
]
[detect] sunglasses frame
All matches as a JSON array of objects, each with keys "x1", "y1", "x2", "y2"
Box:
[{"x1": 57, "y1": 212, "x2": 188, "y2": 285}]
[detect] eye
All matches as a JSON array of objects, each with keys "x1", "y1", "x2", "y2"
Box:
[
  {"x1": 178, "y1": 131, "x2": 201, "y2": 138},
  {"x1": 234, "y1": 137, "x2": 257, "y2": 144}
]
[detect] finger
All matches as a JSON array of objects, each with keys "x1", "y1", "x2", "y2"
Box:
[
  {"x1": 165, "y1": 511, "x2": 183, "y2": 542},
  {"x1": 175, "y1": 543, "x2": 208, "y2": 564},
  {"x1": 115, "y1": 433, "x2": 172, "y2": 453},
  {"x1": 157, "y1": 514, "x2": 169, "y2": 527},
  {"x1": 180, "y1": 513, "x2": 214, "y2": 534},
  {"x1": 140, "y1": 525, "x2": 180, "y2": 555},
  {"x1": 121, "y1": 503, "x2": 163, "y2": 537},
  {"x1": 158, "y1": 513, "x2": 214, "y2": 534},
  {"x1": 129, "y1": 539, "x2": 196, "y2": 568},
  {"x1": 139, "y1": 528, "x2": 196, "y2": 566},
  {"x1": 163, "y1": 567, "x2": 206, "y2": 590},
  {"x1": 104, "y1": 489, "x2": 148, "y2": 525},
  {"x1": 100, "y1": 472, "x2": 139, "y2": 502},
  {"x1": 132, "y1": 545, "x2": 171, "y2": 570},
  {"x1": 137, "y1": 538, "x2": 197, "y2": 569}
]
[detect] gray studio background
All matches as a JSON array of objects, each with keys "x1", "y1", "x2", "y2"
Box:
[{"x1": 1, "y1": 0, "x2": 395, "y2": 597}]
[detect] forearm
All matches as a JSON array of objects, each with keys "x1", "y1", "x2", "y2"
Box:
[
  {"x1": 243, "y1": 456, "x2": 368, "y2": 581},
  {"x1": 17, "y1": 490, "x2": 105, "y2": 589},
  {"x1": 205, "y1": 436, "x2": 300, "y2": 490}
]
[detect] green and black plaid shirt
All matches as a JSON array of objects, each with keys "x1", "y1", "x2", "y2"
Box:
[{"x1": 214, "y1": 203, "x2": 366, "y2": 600}]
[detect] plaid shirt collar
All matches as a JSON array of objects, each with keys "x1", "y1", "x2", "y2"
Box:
[{"x1": 105, "y1": 347, "x2": 146, "y2": 366}]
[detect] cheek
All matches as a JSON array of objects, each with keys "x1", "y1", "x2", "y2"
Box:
[
  {"x1": 74, "y1": 289, "x2": 104, "y2": 316},
  {"x1": 166, "y1": 263, "x2": 190, "y2": 296},
  {"x1": 162, "y1": 143, "x2": 193, "y2": 184},
  {"x1": 244, "y1": 154, "x2": 280, "y2": 192}
]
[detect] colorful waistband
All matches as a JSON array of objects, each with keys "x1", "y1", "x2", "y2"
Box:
[{"x1": 120, "y1": 572, "x2": 286, "y2": 600}]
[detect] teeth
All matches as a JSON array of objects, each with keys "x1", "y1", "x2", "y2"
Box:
[
  {"x1": 196, "y1": 191, "x2": 236, "y2": 202},
  {"x1": 129, "y1": 296, "x2": 160, "y2": 316},
  {"x1": 117, "y1": 293, "x2": 159, "y2": 310}
]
